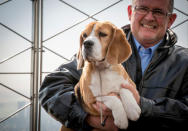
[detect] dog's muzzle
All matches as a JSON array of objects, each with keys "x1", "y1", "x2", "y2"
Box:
[
  {"x1": 84, "y1": 40, "x2": 94, "y2": 49},
  {"x1": 83, "y1": 40, "x2": 94, "y2": 60}
]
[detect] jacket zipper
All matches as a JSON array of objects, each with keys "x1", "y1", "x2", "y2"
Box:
[{"x1": 139, "y1": 51, "x2": 165, "y2": 93}]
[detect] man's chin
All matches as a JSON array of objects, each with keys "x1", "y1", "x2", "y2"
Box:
[
  {"x1": 139, "y1": 33, "x2": 157, "y2": 41},
  {"x1": 138, "y1": 36, "x2": 160, "y2": 46}
]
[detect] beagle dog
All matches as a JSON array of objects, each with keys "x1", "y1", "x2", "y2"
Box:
[{"x1": 75, "y1": 21, "x2": 141, "y2": 129}]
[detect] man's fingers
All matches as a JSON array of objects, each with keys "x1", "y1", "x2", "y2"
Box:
[
  {"x1": 93, "y1": 102, "x2": 112, "y2": 116},
  {"x1": 121, "y1": 83, "x2": 140, "y2": 104},
  {"x1": 96, "y1": 101, "x2": 111, "y2": 111}
]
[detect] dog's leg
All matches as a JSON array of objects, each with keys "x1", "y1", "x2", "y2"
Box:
[
  {"x1": 119, "y1": 88, "x2": 141, "y2": 121},
  {"x1": 96, "y1": 96, "x2": 128, "y2": 129}
]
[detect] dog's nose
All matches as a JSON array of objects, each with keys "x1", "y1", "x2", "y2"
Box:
[{"x1": 83, "y1": 40, "x2": 94, "y2": 49}]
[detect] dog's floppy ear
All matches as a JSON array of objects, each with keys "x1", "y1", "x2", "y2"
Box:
[
  {"x1": 106, "y1": 28, "x2": 132, "y2": 65},
  {"x1": 77, "y1": 34, "x2": 84, "y2": 70},
  {"x1": 77, "y1": 21, "x2": 97, "y2": 69}
]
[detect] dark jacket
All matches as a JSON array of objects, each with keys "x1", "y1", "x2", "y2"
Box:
[{"x1": 39, "y1": 25, "x2": 188, "y2": 130}]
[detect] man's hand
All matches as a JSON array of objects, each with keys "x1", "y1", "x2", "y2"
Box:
[
  {"x1": 86, "y1": 115, "x2": 118, "y2": 131},
  {"x1": 86, "y1": 101, "x2": 118, "y2": 131},
  {"x1": 92, "y1": 101, "x2": 112, "y2": 116},
  {"x1": 121, "y1": 83, "x2": 140, "y2": 104}
]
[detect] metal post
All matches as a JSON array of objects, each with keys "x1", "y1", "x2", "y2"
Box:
[
  {"x1": 38, "y1": 0, "x2": 43, "y2": 130},
  {"x1": 31, "y1": 0, "x2": 41, "y2": 131}
]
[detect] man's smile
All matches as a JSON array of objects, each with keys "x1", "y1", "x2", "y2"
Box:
[{"x1": 141, "y1": 23, "x2": 157, "y2": 29}]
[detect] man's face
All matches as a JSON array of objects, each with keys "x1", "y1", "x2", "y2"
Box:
[{"x1": 128, "y1": 0, "x2": 176, "y2": 48}]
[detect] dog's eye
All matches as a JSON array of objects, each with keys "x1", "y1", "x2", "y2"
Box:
[
  {"x1": 99, "y1": 32, "x2": 107, "y2": 37},
  {"x1": 83, "y1": 33, "x2": 87, "y2": 38}
]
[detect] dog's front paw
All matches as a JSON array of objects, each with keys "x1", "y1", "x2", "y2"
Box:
[
  {"x1": 113, "y1": 111, "x2": 128, "y2": 129},
  {"x1": 120, "y1": 88, "x2": 141, "y2": 121},
  {"x1": 127, "y1": 102, "x2": 141, "y2": 121},
  {"x1": 110, "y1": 99, "x2": 129, "y2": 129},
  {"x1": 99, "y1": 95, "x2": 129, "y2": 129}
]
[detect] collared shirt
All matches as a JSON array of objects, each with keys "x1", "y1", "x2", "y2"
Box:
[{"x1": 133, "y1": 37, "x2": 162, "y2": 75}]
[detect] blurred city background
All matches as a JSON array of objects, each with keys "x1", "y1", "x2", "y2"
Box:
[{"x1": 0, "y1": 0, "x2": 187, "y2": 131}]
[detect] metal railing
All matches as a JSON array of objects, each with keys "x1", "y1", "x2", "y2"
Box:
[{"x1": 0, "y1": 0, "x2": 42, "y2": 131}]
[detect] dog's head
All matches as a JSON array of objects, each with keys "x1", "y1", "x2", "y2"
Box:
[{"x1": 77, "y1": 21, "x2": 132, "y2": 69}]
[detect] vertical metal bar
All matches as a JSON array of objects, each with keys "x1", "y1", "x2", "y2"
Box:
[
  {"x1": 31, "y1": 0, "x2": 41, "y2": 131},
  {"x1": 38, "y1": 0, "x2": 43, "y2": 130}
]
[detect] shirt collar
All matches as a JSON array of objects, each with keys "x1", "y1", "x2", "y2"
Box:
[{"x1": 133, "y1": 36, "x2": 162, "y2": 56}]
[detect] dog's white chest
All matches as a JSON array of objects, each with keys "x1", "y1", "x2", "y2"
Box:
[{"x1": 89, "y1": 68, "x2": 127, "y2": 96}]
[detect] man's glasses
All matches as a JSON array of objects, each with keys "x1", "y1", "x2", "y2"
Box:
[{"x1": 134, "y1": 6, "x2": 172, "y2": 18}]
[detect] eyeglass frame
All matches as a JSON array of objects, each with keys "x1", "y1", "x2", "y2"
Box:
[{"x1": 133, "y1": 5, "x2": 172, "y2": 18}]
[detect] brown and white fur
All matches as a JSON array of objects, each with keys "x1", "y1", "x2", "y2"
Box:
[{"x1": 75, "y1": 21, "x2": 141, "y2": 129}]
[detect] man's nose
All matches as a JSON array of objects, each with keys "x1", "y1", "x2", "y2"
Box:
[{"x1": 144, "y1": 11, "x2": 155, "y2": 20}]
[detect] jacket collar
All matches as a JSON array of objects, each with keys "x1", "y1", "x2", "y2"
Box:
[{"x1": 122, "y1": 24, "x2": 177, "y2": 50}]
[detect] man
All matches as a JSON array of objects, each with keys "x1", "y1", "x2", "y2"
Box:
[{"x1": 39, "y1": 0, "x2": 188, "y2": 130}]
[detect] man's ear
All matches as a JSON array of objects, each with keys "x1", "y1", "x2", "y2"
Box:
[
  {"x1": 167, "y1": 13, "x2": 177, "y2": 29},
  {"x1": 77, "y1": 34, "x2": 84, "y2": 70},
  {"x1": 127, "y1": 5, "x2": 132, "y2": 21}
]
